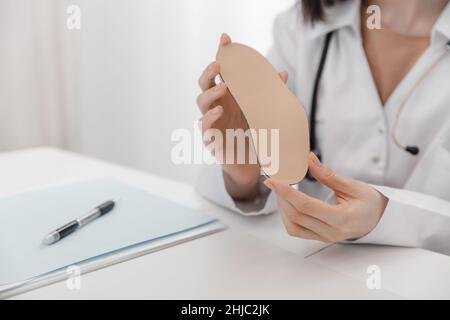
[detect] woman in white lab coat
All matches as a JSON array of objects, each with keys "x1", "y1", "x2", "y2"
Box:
[{"x1": 195, "y1": 0, "x2": 450, "y2": 255}]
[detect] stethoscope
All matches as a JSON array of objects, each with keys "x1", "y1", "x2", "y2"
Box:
[{"x1": 309, "y1": 31, "x2": 450, "y2": 163}]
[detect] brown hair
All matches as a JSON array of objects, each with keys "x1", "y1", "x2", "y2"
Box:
[{"x1": 301, "y1": 0, "x2": 348, "y2": 24}]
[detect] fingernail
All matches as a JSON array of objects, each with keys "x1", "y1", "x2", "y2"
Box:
[
  {"x1": 310, "y1": 152, "x2": 322, "y2": 167},
  {"x1": 220, "y1": 33, "x2": 227, "y2": 44}
]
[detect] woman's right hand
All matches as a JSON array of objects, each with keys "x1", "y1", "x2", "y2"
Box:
[{"x1": 196, "y1": 33, "x2": 288, "y2": 200}]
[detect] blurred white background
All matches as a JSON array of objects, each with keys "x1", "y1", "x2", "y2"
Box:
[{"x1": 0, "y1": 0, "x2": 293, "y2": 183}]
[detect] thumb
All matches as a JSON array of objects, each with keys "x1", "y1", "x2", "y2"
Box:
[
  {"x1": 307, "y1": 152, "x2": 357, "y2": 196},
  {"x1": 219, "y1": 33, "x2": 232, "y2": 47}
]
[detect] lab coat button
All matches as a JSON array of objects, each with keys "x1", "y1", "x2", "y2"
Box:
[{"x1": 372, "y1": 156, "x2": 381, "y2": 164}]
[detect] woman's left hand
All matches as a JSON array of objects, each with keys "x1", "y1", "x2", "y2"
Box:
[{"x1": 264, "y1": 153, "x2": 389, "y2": 243}]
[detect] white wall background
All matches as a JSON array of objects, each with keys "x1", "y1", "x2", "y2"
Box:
[{"x1": 0, "y1": 0, "x2": 294, "y2": 184}]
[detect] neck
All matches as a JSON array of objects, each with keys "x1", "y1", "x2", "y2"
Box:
[{"x1": 365, "y1": 0, "x2": 449, "y2": 37}]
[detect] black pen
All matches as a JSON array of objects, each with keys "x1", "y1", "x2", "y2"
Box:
[{"x1": 43, "y1": 200, "x2": 115, "y2": 245}]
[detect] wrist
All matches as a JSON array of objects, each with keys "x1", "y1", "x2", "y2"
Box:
[{"x1": 222, "y1": 167, "x2": 261, "y2": 201}]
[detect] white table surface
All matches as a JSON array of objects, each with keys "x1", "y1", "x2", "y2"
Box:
[{"x1": 1, "y1": 147, "x2": 449, "y2": 299}]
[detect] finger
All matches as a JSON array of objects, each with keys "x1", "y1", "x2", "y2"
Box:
[
  {"x1": 219, "y1": 33, "x2": 232, "y2": 47},
  {"x1": 265, "y1": 178, "x2": 339, "y2": 226},
  {"x1": 308, "y1": 152, "x2": 359, "y2": 197},
  {"x1": 279, "y1": 70, "x2": 288, "y2": 83},
  {"x1": 279, "y1": 211, "x2": 324, "y2": 241},
  {"x1": 198, "y1": 105, "x2": 223, "y2": 133},
  {"x1": 282, "y1": 218, "x2": 325, "y2": 241},
  {"x1": 280, "y1": 201, "x2": 324, "y2": 241},
  {"x1": 198, "y1": 61, "x2": 220, "y2": 91},
  {"x1": 196, "y1": 83, "x2": 227, "y2": 115},
  {"x1": 277, "y1": 197, "x2": 332, "y2": 242}
]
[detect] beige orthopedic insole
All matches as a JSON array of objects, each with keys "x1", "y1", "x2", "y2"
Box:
[{"x1": 217, "y1": 42, "x2": 309, "y2": 185}]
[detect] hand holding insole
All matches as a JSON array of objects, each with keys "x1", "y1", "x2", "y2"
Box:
[{"x1": 216, "y1": 38, "x2": 310, "y2": 185}]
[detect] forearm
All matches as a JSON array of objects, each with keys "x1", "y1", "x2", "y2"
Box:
[{"x1": 195, "y1": 164, "x2": 277, "y2": 216}]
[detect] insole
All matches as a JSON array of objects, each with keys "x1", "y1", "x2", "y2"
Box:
[{"x1": 217, "y1": 42, "x2": 310, "y2": 185}]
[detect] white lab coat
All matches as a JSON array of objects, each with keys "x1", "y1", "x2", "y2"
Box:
[{"x1": 196, "y1": 0, "x2": 450, "y2": 255}]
